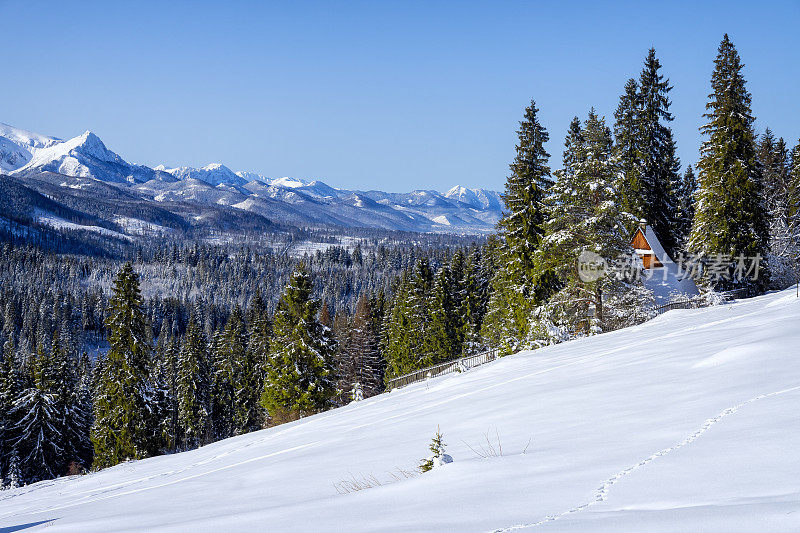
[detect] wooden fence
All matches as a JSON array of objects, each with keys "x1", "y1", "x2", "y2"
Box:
[{"x1": 386, "y1": 347, "x2": 501, "y2": 391}]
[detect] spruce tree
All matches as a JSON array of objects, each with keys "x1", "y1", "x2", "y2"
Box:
[
  {"x1": 260, "y1": 266, "x2": 336, "y2": 422},
  {"x1": 427, "y1": 266, "x2": 461, "y2": 364},
  {"x1": 91, "y1": 263, "x2": 154, "y2": 468},
  {"x1": 10, "y1": 385, "x2": 63, "y2": 483},
  {"x1": 533, "y1": 110, "x2": 641, "y2": 340},
  {"x1": 636, "y1": 48, "x2": 681, "y2": 256},
  {"x1": 484, "y1": 100, "x2": 552, "y2": 349},
  {"x1": 352, "y1": 295, "x2": 384, "y2": 398},
  {"x1": 498, "y1": 100, "x2": 552, "y2": 283},
  {"x1": 177, "y1": 319, "x2": 211, "y2": 449},
  {"x1": 688, "y1": 35, "x2": 771, "y2": 293},
  {"x1": 614, "y1": 78, "x2": 643, "y2": 215},
  {"x1": 674, "y1": 165, "x2": 698, "y2": 248},
  {"x1": 767, "y1": 137, "x2": 800, "y2": 286},
  {"x1": 153, "y1": 323, "x2": 179, "y2": 452}
]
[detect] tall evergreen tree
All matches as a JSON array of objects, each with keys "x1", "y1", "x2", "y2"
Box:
[
  {"x1": 674, "y1": 165, "x2": 698, "y2": 248},
  {"x1": 636, "y1": 48, "x2": 681, "y2": 255},
  {"x1": 688, "y1": 35, "x2": 771, "y2": 293},
  {"x1": 533, "y1": 110, "x2": 643, "y2": 341},
  {"x1": 91, "y1": 263, "x2": 154, "y2": 468},
  {"x1": 427, "y1": 266, "x2": 461, "y2": 364},
  {"x1": 9, "y1": 385, "x2": 63, "y2": 483},
  {"x1": 260, "y1": 266, "x2": 336, "y2": 422},
  {"x1": 177, "y1": 319, "x2": 211, "y2": 449},
  {"x1": 497, "y1": 100, "x2": 553, "y2": 282},
  {"x1": 614, "y1": 78, "x2": 643, "y2": 216},
  {"x1": 483, "y1": 100, "x2": 553, "y2": 349}
]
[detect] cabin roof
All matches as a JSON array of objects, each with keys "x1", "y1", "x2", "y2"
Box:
[{"x1": 631, "y1": 223, "x2": 699, "y2": 304}]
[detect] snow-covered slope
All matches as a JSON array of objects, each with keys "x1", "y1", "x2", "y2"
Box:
[
  {"x1": 1, "y1": 122, "x2": 503, "y2": 233},
  {"x1": 2, "y1": 290, "x2": 799, "y2": 532}
]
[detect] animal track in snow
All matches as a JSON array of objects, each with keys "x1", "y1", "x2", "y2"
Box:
[{"x1": 491, "y1": 384, "x2": 800, "y2": 532}]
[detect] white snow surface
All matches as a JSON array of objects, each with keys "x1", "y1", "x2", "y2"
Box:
[{"x1": 3, "y1": 290, "x2": 799, "y2": 531}]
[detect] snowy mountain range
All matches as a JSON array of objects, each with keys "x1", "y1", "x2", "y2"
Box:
[{"x1": 0, "y1": 122, "x2": 504, "y2": 236}]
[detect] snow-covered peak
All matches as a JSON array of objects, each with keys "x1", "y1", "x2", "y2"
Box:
[
  {"x1": 0, "y1": 122, "x2": 62, "y2": 172},
  {"x1": 235, "y1": 170, "x2": 269, "y2": 183},
  {"x1": 65, "y1": 131, "x2": 119, "y2": 162},
  {"x1": 270, "y1": 176, "x2": 309, "y2": 188},
  {"x1": 158, "y1": 163, "x2": 246, "y2": 187},
  {"x1": 0, "y1": 122, "x2": 61, "y2": 151},
  {"x1": 445, "y1": 185, "x2": 504, "y2": 210},
  {"x1": 445, "y1": 185, "x2": 480, "y2": 205}
]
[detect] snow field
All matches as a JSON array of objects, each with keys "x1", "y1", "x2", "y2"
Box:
[{"x1": 0, "y1": 288, "x2": 798, "y2": 532}]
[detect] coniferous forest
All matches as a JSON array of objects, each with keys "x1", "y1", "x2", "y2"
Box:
[{"x1": 1, "y1": 34, "x2": 799, "y2": 488}]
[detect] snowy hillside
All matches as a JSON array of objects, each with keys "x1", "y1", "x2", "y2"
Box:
[
  {"x1": 0, "y1": 122, "x2": 504, "y2": 234},
  {"x1": 2, "y1": 289, "x2": 798, "y2": 532}
]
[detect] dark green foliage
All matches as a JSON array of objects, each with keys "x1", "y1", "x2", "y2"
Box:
[
  {"x1": 614, "y1": 50, "x2": 681, "y2": 256},
  {"x1": 484, "y1": 101, "x2": 553, "y2": 348},
  {"x1": 689, "y1": 35, "x2": 771, "y2": 293},
  {"x1": 419, "y1": 426, "x2": 446, "y2": 473},
  {"x1": 91, "y1": 263, "x2": 155, "y2": 468},
  {"x1": 533, "y1": 110, "x2": 643, "y2": 340},
  {"x1": 335, "y1": 295, "x2": 384, "y2": 401},
  {"x1": 497, "y1": 100, "x2": 553, "y2": 283},
  {"x1": 674, "y1": 165, "x2": 698, "y2": 247},
  {"x1": 614, "y1": 78, "x2": 643, "y2": 216},
  {"x1": 260, "y1": 266, "x2": 337, "y2": 421},
  {"x1": 177, "y1": 318, "x2": 211, "y2": 448}
]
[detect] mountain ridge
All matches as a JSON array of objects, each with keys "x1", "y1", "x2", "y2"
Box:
[{"x1": 0, "y1": 122, "x2": 504, "y2": 235}]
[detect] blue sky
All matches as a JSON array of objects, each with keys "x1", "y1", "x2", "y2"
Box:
[{"x1": 2, "y1": 1, "x2": 798, "y2": 192}]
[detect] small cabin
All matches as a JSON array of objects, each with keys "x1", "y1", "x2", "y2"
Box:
[
  {"x1": 631, "y1": 221, "x2": 665, "y2": 269},
  {"x1": 630, "y1": 220, "x2": 699, "y2": 304}
]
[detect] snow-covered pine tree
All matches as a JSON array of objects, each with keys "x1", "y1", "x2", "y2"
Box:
[
  {"x1": 636, "y1": 48, "x2": 682, "y2": 257},
  {"x1": 674, "y1": 165, "x2": 697, "y2": 249},
  {"x1": 427, "y1": 265, "x2": 461, "y2": 365},
  {"x1": 260, "y1": 266, "x2": 336, "y2": 423},
  {"x1": 758, "y1": 131, "x2": 797, "y2": 287},
  {"x1": 0, "y1": 349, "x2": 20, "y2": 483},
  {"x1": 6, "y1": 449, "x2": 22, "y2": 489},
  {"x1": 483, "y1": 100, "x2": 553, "y2": 350},
  {"x1": 238, "y1": 294, "x2": 269, "y2": 433},
  {"x1": 614, "y1": 78, "x2": 643, "y2": 216},
  {"x1": 349, "y1": 295, "x2": 384, "y2": 398},
  {"x1": 153, "y1": 322, "x2": 179, "y2": 452},
  {"x1": 767, "y1": 137, "x2": 800, "y2": 287},
  {"x1": 460, "y1": 248, "x2": 489, "y2": 355},
  {"x1": 382, "y1": 273, "x2": 414, "y2": 379},
  {"x1": 688, "y1": 35, "x2": 771, "y2": 294},
  {"x1": 177, "y1": 318, "x2": 211, "y2": 449},
  {"x1": 383, "y1": 259, "x2": 435, "y2": 376},
  {"x1": 407, "y1": 258, "x2": 434, "y2": 368},
  {"x1": 10, "y1": 384, "x2": 63, "y2": 484},
  {"x1": 91, "y1": 263, "x2": 155, "y2": 469},
  {"x1": 51, "y1": 333, "x2": 92, "y2": 474},
  {"x1": 211, "y1": 309, "x2": 245, "y2": 440},
  {"x1": 532, "y1": 110, "x2": 641, "y2": 342}
]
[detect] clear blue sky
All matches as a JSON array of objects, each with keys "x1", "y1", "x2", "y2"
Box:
[{"x1": 2, "y1": 0, "x2": 798, "y2": 192}]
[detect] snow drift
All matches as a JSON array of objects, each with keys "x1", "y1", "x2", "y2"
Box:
[{"x1": 1, "y1": 289, "x2": 798, "y2": 532}]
